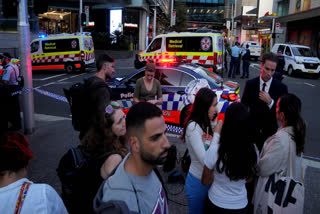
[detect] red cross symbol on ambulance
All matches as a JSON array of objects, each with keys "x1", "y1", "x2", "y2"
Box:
[{"x1": 201, "y1": 37, "x2": 211, "y2": 51}]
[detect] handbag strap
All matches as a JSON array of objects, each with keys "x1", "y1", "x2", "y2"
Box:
[
  {"x1": 287, "y1": 138, "x2": 294, "y2": 178},
  {"x1": 14, "y1": 182, "x2": 31, "y2": 214}
]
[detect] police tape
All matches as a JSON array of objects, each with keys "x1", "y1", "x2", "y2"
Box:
[
  {"x1": 10, "y1": 87, "x2": 68, "y2": 103},
  {"x1": 11, "y1": 87, "x2": 184, "y2": 135}
]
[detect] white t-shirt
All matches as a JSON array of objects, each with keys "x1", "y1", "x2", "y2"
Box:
[
  {"x1": 0, "y1": 178, "x2": 68, "y2": 214},
  {"x1": 204, "y1": 134, "x2": 248, "y2": 209}
]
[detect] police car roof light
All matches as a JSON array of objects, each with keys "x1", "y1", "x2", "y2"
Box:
[{"x1": 38, "y1": 34, "x2": 46, "y2": 38}]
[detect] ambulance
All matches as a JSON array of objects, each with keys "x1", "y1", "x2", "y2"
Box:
[
  {"x1": 134, "y1": 32, "x2": 225, "y2": 73},
  {"x1": 30, "y1": 32, "x2": 95, "y2": 73}
]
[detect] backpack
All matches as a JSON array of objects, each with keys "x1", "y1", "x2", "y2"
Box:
[
  {"x1": 243, "y1": 49, "x2": 250, "y2": 61},
  {"x1": 57, "y1": 146, "x2": 105, "y2": 213},
  {"x1": 63, "y1": 79, "x2": 109, "y2": 131}
]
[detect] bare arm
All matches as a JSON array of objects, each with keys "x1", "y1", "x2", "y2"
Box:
[
  {"x1": 201, "y1": 165, "x2": 214, "y2": 185},
  {"x1": 100, "y1": 154, "x2": 122, "y2": 179}
]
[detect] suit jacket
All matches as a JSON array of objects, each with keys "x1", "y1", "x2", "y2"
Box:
[{"x1": 241, "y1": 77, "x2": 288, "y2": 149}]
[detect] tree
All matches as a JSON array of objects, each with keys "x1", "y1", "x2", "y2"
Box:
[{"x1": 173, "y1": 2, "x2": 187, "y2": 32}]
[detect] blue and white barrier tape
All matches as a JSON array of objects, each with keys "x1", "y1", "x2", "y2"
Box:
[{"x1": 12, "y1": 87, "x2": 184, "y2": 135}]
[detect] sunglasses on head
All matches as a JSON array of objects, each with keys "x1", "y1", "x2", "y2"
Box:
[{"x1": 105, "y1": 101, "x2": 121, "y2": 115}]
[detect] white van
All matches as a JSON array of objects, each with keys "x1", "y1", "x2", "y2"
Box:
[
  {"x1": 241, "y1": 41, "x2": 261, "y2": 60},
  {"x1": 30, "y1": 32, "x2": 95, "y2": 73},
  {"x1": 271, "y1": 43, "x2": 320, "y2": 79},
  {"x1": 135, "y1": 32, "x2": 225, "y2": 73}
]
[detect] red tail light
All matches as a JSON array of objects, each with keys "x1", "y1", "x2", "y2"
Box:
[
  {"x1": 160, "y1": 58, "x2": 176, "y2": 63},
  {"x1": 221, "y1": 93, "x2": 238, "y2": 101},
  {"x1": 214, "y1": 52, "x2": 217, "y2": 65}
]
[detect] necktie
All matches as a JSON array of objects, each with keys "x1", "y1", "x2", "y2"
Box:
[{"x1": 262, "y1": 82, "x2": 266, "y2": 92}]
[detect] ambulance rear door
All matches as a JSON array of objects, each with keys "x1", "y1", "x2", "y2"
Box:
[{"x1": 82, "y1": 36, "x2": 95, "y2": 65}]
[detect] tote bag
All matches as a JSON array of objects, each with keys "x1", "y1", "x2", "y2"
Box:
[{"x1": 254, "y1": 140, "x2": 304, "y2": 214}]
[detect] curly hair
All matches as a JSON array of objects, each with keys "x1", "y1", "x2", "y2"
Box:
[{"x1": 81, "y1": 102, "x2": 128, "y2": 159}]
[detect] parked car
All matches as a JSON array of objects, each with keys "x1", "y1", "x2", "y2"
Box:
[
  {"x1": 109, "y1": 59, "x2": 240, "y2": 126},
  {"x1": 241, "y1": 41, "x2": 261, "y2": 61},
  {"x1": 271, "y1": 43, "x2": 320, "y2": 79}
]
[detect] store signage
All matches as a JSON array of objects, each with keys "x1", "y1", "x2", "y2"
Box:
[
  {"x1": 259, "y1": 30, "x2": 271, "y2": 35},
  {"x1": 124, "y1": 23, "x2": 138, "y2": 28}
]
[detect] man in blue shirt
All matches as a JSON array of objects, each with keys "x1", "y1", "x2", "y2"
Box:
[
  {"x1": 0, "y1": 53, "x2": 21, "y2": 131},
  {"x1": 228, "y1": 42, "x2": 241, "y2": 78}
]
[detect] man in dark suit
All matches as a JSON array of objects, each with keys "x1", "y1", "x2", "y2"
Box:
[{"x1": 241, "y1": 53, "x2": 288, "y2": 151}]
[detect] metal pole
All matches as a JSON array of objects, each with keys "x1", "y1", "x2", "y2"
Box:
[
  {"x1": 18, "y1": 0, "x2": 34, "y2": 134},
  {"x1": 153, "y1": 7, "x2": 156, "y2": 39},
  {"x1": 231, "y1": 4, "x2": 234, "y2": 47},
  {"x1": 270, "y1": 17, "x2": 275, "y2": 50},
  {"x1": 170, "y1": 0, "x2": 174, "y2": 27},
  {"x1": 79, "y1": 0, "x2": 82, "y2": 34}
]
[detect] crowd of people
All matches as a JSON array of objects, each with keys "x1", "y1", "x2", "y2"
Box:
[
  {"x1": 227, "y1": 42, "x2": 285, "y2": 81},
  {"x1": 0, "y1": 51, "x2": 306, "y2": 214}
]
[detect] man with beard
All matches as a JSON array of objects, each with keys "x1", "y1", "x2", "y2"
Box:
[
  {"x1": 79, "y1": 54, "x2": 115, "y2": 139},
  {"x1": 94, "y1": 102, "x2": 170, "y2": 214}
]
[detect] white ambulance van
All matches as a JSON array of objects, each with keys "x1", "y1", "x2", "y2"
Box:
[
  {"x1": 241, "y1": 41, "x2": 261, "y2": 61},
  {"x1": 271, "y1": 43, "x2": 320, "y2": 79},
  {"x1": 135, "y1": 32, "x2": 225, "y2": 73},
  {"x1": 30, "y1": 32, "x2": 95, "y2": 73}
]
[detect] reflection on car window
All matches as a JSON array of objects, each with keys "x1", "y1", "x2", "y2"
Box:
[
  {"x1": 285, "y1": 46, "x2": 292, "y2": 56},
  {"x1": 159, "y1": 69, "x2": 182, "y2": 86},
  {"x1": 292, "y1": 47, "x2": 313, "y2": 57},
  {"x1": 147, "y1": 38, "x2": 162, "y2": 52},
  {"x1": 180, "y1": 72, "x2": 195, "y2": 86},
  {"x1": 128, "y1": 71, "x2": 145, "y2": 84},
  {"x1": 31, "y1": 41, "x2": 39, "y2": 53}
]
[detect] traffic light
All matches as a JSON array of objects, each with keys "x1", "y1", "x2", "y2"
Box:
[{"x1": 81, "y1": 13, "x2": 87, "y2": 26}]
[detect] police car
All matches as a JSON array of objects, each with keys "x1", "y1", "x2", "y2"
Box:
[
  {"x1": 271, "y1": 43, "x2": 320, "y2": 79},
  {"x1": 109, "y1": 59, "x2": 240, "y2": 126}
]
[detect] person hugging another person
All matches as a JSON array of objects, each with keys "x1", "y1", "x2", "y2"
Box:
[
  {"x1": 133, "y1": 61, "x2": 163, "y2": 105},
  {"x1": 201, "y1": 102, "x2": 258, "y2": 214},
  {"x1": 0, "y1": 132, "x2": 68, "y2": 214},
  {"x1": 253, "y1": 94, "x2": 306, "y2": 213},
  {"x1": 181, "y1": 87, "x2": 219, "y2": 214}
]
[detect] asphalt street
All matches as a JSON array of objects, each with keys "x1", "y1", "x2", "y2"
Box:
[{"x1": 24, "y1": 52, "x2": 320, "y2": 213}]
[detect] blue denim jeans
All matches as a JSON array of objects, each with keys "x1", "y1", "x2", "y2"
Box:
[{"x1": 185, "y1": 173, "x2": 210, "y2": 214}]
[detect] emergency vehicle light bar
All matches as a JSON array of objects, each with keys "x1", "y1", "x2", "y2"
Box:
[{"x1": 221, "y1": 93, "x2": 238, "y2": 101}]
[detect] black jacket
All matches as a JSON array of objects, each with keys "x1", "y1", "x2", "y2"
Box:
[{"x1": 241, "y1": 77, "x2": 288, "y2": 149}]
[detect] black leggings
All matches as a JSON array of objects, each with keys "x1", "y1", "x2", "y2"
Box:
[{"x1": 203, "y1": 196, "x2": 248, "y2": 214}]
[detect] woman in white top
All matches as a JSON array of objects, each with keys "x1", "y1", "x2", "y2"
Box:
[
  {"x1": 181, "y1": 87, "x2": 218, "y2": 214},
  {"x1": 0, "y1": 132, "x2": 68, "y2": 214},
  {"x1": 253, "y1": 93, "x2": 306, "y2": 213},
  {"x1": 202, "y1": 102, "x2": 258, "y2": 214}
]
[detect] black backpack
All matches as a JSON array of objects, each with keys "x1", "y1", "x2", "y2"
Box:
[
  {"x1": 57, "y1": 146, "x2": 104, "y2": 213},
  {"x1": 63, "y1": 79, "x2": 108, "y2": 131},
  {"x1": 243, "y1": 49, "x2": 250, "y2": 60}
]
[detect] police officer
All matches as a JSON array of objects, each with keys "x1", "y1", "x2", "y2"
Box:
[
  {"x1": 241, "y1": 44, "x2": 250, "y2": 78},
  {"x1": 228, "y1": 42, "x2": 241, "y2": 78},
  {"x1": 1, "y1": 53, "x2": 22, "y2": 131}
]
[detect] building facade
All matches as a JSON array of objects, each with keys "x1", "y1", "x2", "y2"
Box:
[{"x1": 0, "y1": 0, "x2": 170, "y2": 51}]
